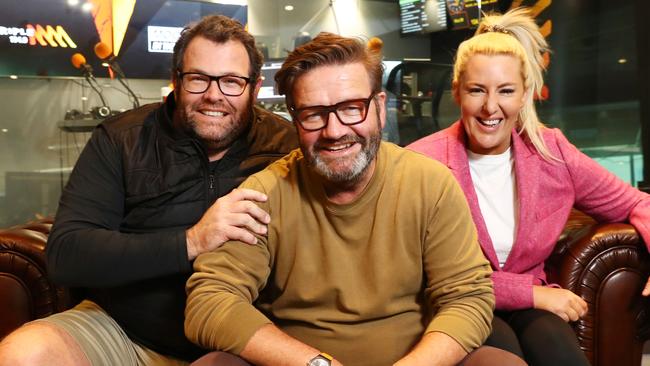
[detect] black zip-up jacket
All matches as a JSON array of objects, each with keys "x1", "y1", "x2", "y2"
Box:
[{"x1": 46, "y1": 95, "x2": 298, "y2": 360}]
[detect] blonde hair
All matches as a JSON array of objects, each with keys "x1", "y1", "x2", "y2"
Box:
[{"x1": 453, "y1": 7, "x2": 556, "y2": 161}]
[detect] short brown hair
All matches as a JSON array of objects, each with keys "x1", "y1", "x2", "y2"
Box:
[
  {"x1": 275, "y1": 32, "x2": 383, "y2": 107},
  {"x1": 172, "y1": 15, "x2": 263, "y2": 82}
]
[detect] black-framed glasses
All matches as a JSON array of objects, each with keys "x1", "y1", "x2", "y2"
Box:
[
  {"x1": 289, "y1": 92, "x2": 377, "y2": 131},
  {"x1": 178, "y1": 71, "x2": 251, "y2": 96}
]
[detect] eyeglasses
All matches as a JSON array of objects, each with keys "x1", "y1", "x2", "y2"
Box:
[
  {"x1": 289, "y1": 92, "x2": 377, "y2": 131},
  {"x1": 178, "y1": 71, "x2": 251, "y2": 96}
]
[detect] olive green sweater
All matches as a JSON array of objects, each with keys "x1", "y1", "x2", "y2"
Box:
[{"x1": 186, "y1": 142, "x2": 494, "y2": 365}]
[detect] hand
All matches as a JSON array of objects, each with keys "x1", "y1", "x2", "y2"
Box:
[
  {"x1": 393, "y1": 332, "x2": 466, "y2": 366},
  {"x1": 186, "y1": 188, "x2": 270, "y2": 260},
  {"x1": 642, "y1": 276, "x2": 650, "y2": 296},
  {"x1": 239, "y1": 324, "x2": 344, "y2": 366},
  {"x1": 533, "y1": 286, "x2": 588, "y2": 322}
]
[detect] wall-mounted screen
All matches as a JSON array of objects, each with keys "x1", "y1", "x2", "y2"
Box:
[
  {"x1": 446, "y1": 0, "x2": 498, "y2": 30},
  {"x1": 400, "y1": 0, "x2": 448, "y2": 35},
  {"x1": 0, "y1": 0, "x2": 247, "y2": 79}
]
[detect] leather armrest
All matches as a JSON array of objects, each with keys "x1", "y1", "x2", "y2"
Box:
[
  {"x1": 546, "y1": 217, "x2": 650, "y2": 366},
  {"x1": 0, "y1": 219, "x2": 69, "y2": 339}
]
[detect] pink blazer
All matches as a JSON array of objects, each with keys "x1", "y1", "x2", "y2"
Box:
[{"x1": 407, "y1": 121, "x2": 650, "y2": 310}]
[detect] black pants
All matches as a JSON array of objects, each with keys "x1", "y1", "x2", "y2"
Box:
[{"x1": 484, "y1": 309, "x2": 590, "y2": 366}]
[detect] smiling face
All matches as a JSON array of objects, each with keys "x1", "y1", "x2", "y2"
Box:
[
  {"x1": 456, "y1": 53, "x2": 527, "y2": 155},
  {"x1": 173, "y1": 37, "x2": 261, "y2": 160},
  {"x1": 292, "y1": 62, "x2": 386, "y2": 188}
]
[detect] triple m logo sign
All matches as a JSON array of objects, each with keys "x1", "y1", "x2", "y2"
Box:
[{"x1": 0, "y1": 24, "x2": 77, "y2": 48}]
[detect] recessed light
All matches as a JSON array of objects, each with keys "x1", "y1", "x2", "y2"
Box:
[
  {"x1": 285, "y1": 5, "x2": 294, "y2": 11},
  {"x1": 618, "y1": 58, "x2": 627, "y2": 64},
  {"x1": 9, "y1": 75, "x2": 18, "y2": 79},
  {"x1": 1, "y1": 129, "x2": 8, "y2": 133}
]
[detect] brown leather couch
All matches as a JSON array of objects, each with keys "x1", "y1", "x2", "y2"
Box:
[
  {"x1": 0, "y1": 218, "x2": 71, "y2": 340},
  {"x1": 545, "y1": 210, "x2": 650, "y2": 366},
  {"x1": 0, "y1": 213, "x2": 648, "y2": 366}
]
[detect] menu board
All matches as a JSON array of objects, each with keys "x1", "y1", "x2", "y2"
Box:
[
  {"x1": 400, "y1": 0, "x2": 448, "y2": 34},
  {"x1": 446, "y1": 0, "x2": 498, "y2": 29}
]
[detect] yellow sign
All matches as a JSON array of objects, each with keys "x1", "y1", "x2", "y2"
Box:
[{"x1": 27, "y1": 24, "x2": 77, "y2": 48}]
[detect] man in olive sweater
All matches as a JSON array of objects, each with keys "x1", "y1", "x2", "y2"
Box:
[{"x1": 185, "y1": 33, "x2": 498, "y2": 366}]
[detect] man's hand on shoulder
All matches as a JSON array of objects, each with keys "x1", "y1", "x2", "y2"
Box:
[{"x1": 186, "y1": 188, "x2": 270, "y2": 260}]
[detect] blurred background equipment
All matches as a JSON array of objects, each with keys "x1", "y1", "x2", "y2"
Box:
[
  {"x1": 70, "y1": 52, "x2": 108, "y2": 110},
  {"x1": 94, "y1": 41, "x2": 140, "y2": 108}
]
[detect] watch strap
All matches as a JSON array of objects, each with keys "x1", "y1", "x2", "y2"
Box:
[{"x1": 307, "y1": 352, "x2": 333, "y2": 366}]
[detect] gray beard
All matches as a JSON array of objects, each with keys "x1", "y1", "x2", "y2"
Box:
[{"x1": 306, "y1": 129, "x2": 382, "y2": 184}]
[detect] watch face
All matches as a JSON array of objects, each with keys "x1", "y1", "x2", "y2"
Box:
[{"x1": 308, "y1": 356, "x2": 331, "y2": 366}]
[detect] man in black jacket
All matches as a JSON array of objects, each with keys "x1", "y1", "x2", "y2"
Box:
[{"x1": 0, "y1": 15, "x2": 297, "y2": 365}]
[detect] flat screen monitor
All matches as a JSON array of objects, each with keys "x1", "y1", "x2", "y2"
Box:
[
  {"x1": 400, "y1": 0, "x2": 448, "y2": 35},
  {"x1": 446, "y1": 0, "x2": 499, "y2": 30},
  {"x1": 0, "y1": 0, "x2": 247, "y2": 79}
]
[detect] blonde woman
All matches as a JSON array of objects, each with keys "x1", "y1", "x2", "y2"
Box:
[{"x1": 408, "y1": 8, "x2": 650, "y2": 366}]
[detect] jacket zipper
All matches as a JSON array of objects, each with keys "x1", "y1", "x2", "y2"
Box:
[
  {"x1": 208, "y1": 173, "x2": 216, "y2": 201},
  {"x1": 190, "y1": 139, "x2": 213, "y2": 210}
]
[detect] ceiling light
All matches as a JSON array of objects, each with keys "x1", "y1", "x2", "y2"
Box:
[
  {"x1": 9, "y1": 75, "x2": 18, "y2": 79},
  {"x1": 618, "y1": 58, "x2": 627, "y2": 64},
  {"x1": 102, "y1": 62, "x2": 110, "y2": 67},
  {"x1": 81, "y1": 2, "x2": 93, "y2": 12},
  {"x1": 67, "y1": 0, "x2": 80, "y2": 5},
  {"x1": 208, "y1": 0, "x2": 246, "y2": 4},
  {"x1": 284, "y1": 5, "x2": 294, "y2": 11},
  {"x1": 1, "y1": 129, "x2": 8, "y2": 133}
]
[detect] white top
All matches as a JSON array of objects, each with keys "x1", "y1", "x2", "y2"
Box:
[{"x1": 467, "y1": 147, "x2": 518, "y2": 268}]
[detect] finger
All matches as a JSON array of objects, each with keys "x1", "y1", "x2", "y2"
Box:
[
  {"x1": 557, "y1": 311, "x2": 570, "y2": 323},
  {"x1": 228, "y1": 188, "x2": 268, "y2": 203},
  {"x1": 573, "y1": 298, "x2": 588, "y2": 318},
  {"x1": 643, "y1": 277, "x2": 650, "y2": 296},
  {"x1": 568, "y1": 293, "x2": 587, "y2": 311},
  {"x1": 577, "y1": 298, "x2": 588, "y2": 314},
  {"x1": 565, "y1": 306, "x2": 580, "y2": 322},
  {"x1": 568, "y1": 301, "x2": 586, "y2": 320},
  {"x1": 234, "y1": 201, "x2": 271, "y2": 224},
  {"x1": 230, "y1": 213, "x2": 268, "y2": 236},
  {"x1": 225, "y1": 227, "x2": 258, "y2": 246}
]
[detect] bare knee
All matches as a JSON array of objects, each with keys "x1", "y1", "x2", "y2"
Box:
[{"x1": 0, "y1": 322, "x2": 89, "y2": 366}]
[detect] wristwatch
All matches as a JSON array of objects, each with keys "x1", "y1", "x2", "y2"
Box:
[{"x1": 307, "y1": 352, "x2": 333, "y2": 366}]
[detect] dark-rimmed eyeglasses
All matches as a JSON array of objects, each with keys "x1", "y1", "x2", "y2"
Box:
[
  {"x1": 178, "y1": 71, "x2": 251, "y2": 96},
  {"x1": 289, "y1": 92, "x2": 377, "y2": 131}
]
